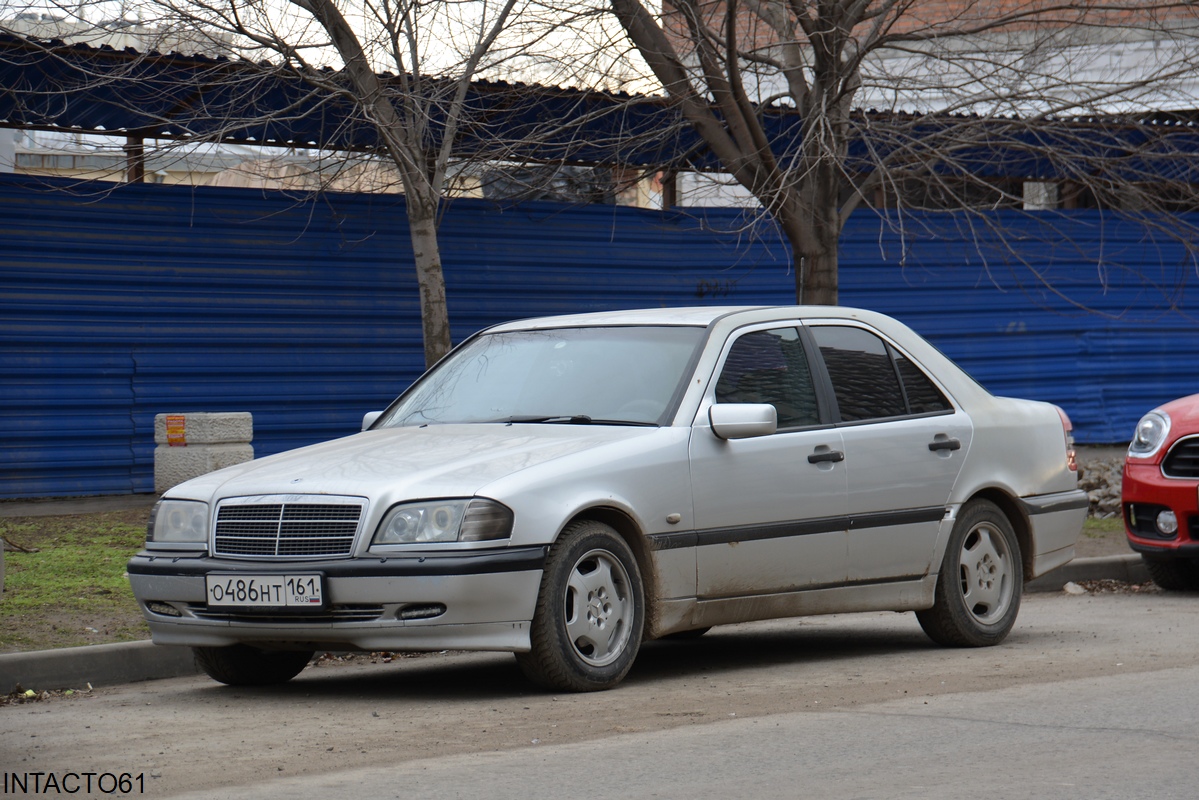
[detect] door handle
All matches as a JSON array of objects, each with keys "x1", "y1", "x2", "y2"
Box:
[
  {"x1": 808, "y1": 449, "x2": 845, "y2": 464},
  {"x1": 928, "y1": 438, "x2": 961, "y2": 452}
]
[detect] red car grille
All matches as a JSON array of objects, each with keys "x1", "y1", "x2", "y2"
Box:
[{"x1": 1163, "y1": 437, "x2": 1199, "y2": 479}]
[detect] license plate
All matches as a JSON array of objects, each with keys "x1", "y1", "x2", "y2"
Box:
[{"x1": 205, "y1": 574, "x2": 324, "y2": 608}]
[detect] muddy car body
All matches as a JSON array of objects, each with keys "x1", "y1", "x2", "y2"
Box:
[{"x1": 128, "y1": 306, "x2": 1086, "y2": 691}]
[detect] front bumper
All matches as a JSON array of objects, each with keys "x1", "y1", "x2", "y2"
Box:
[
  {"x1": 127, "y1": 546, "x2": 547, "y2": 652},
  {"x1": 1123, "y1": 461, "x2": 1199, "y2": 558}
]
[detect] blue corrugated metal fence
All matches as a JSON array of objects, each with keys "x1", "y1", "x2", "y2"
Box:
[{"x1": 2, "y1": 174, "x2": 1196, "y2": 498}]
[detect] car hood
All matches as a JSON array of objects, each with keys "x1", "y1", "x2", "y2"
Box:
[{"x1": 167, "y1": 424, "x2": 660, "y2": 502}]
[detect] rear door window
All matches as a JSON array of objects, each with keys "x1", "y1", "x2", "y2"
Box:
[{"x1": 809, "y1": 325, "x2": 950, "y2": 422}]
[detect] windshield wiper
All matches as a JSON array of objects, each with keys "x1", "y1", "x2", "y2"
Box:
[{"x1": 497, "y1": 415, "x2": 658, "y2": 427}]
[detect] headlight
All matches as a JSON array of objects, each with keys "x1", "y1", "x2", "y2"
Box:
[
  {"x1": 1128, "y1": 410, "x2": 1170, "y2": 458},
  {"x1": 373, "y1": 498, "x2": 513, "y2": 545},
  {"x1": 147, "y1": 499, "x2": 209, "y2": 547}
]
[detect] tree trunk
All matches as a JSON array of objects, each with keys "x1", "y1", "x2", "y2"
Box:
[
  {"x1": 286, "y1": 0, "x2": 455, "y2": 369},
  {"x1": 408, "y1": 205, "x2": 452, "y2": 368},
  {"x1": 798, "y1": 248, "x2": 838, "y2": 306},
  {"x1": 776, "y1": 198, "x2": 840, "y2": 306}
]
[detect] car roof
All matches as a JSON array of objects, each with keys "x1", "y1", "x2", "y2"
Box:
[
  {"x1": 485, "y1": 306, "x2": 764, "y2": 331},
  {"x1": 485, "y1": 305, "x2": 901, "y2": 332}
]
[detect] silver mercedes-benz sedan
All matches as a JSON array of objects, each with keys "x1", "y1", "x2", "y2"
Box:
[{"x1": 128, "y1": 306, "x2": 1087, "y2": 691}]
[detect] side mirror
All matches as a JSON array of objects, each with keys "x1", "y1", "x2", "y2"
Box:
[
  {"x1": 362, "y1": 411, "x2": 383, "y2": 431},
  {"x1": 708, "y1": 403, "x2": 777, "y2": 440}
]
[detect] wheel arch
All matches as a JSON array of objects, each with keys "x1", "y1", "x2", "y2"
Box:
[
  {"x1": 966, "y1": 487, "x2": 1033, "y2": 579},
  {"x1": 561, "y1": 505, "x2": 657, "y2": 629}
]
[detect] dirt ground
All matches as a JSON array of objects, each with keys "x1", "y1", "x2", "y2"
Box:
[{"x1": 1073, "y1": 518, "x2": 1129, "y2": 559}]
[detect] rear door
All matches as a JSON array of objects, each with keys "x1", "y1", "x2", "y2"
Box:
[{"x1": 806, "y1": 323, "x2": 973, "y2": 583}]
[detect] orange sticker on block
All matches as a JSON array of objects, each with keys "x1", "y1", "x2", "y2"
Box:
[{"x1": 166, "y1": 415, "x2": 187, "y2": 447}]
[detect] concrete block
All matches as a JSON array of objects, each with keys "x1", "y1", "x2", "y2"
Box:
[
  {"x1": 1026, "y1": 554, "x2": 1150, "y2": 592},
  {"x1": 0, "y1": 641, "x2": 200, "y2": 692},
  {"x1": 154, "y1": 443, "x2": 254, "y2": 493},
  {"x1": 153, "y1": 412, "x2": 253, "y2": 446}
]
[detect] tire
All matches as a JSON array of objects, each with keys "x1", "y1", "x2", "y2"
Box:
[
  {"x1": 516, "y1": 520, "x2": 645, "y2": 692},
  {"x1": 193, "y1": 645, "x2": 313, "y2": 686},
  {"x1": 917, "y1": 499, "x2": 1022, "y2": 647},
  {"x1": 1142, "y1": 556, "x2": 1199, "y2": 591}
]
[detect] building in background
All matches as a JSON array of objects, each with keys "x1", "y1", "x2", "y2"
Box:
[{"x1": 2, "y1": 12, "x2": 233, "y2": 56}]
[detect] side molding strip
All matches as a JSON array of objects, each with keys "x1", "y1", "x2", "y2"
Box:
[
  {"x1": 647, "y1": 506, "x2": 946, "y2": 552},
  {"x1": 1021, "y1": 490, "x2": 1089, "y2": 516}
]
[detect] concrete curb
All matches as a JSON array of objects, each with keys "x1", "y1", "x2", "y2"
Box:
[
  {"x1": 0, "y1": 640, "x2": 199, "y2": 694},
  {"x1": 0, "y1": 555, "x2": 1153, "y2": 693},
  {"x1": 1025, "y1": 554, "x2": 1150, "y2": 592}
]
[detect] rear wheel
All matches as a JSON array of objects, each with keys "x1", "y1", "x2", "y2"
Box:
[
  {"x1": 1142, "y1": 556, "x2": 1199, "y2": 591},
  {"x1": 516, "y1": 520, "x2": 644, "y2": 692},
  {"x1": 193, "y1": 645, "x2": 313, "y2": 686},
  {"x1": 917, "y1": 499, "x2": 1022, "y2": 647}
]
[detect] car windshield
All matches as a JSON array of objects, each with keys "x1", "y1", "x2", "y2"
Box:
[{"x1": 378, "y1": 325, "x2": 706, "y2": 427}]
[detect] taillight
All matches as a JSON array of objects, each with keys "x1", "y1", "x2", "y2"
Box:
[{"x1": 1055, "y1": 406, "x2": 1077, "y2": 472}]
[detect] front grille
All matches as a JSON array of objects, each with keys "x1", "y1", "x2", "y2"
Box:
[
  {"x1": 214, "y1": 498, "x2": 364, "y2": 558},
  {"x1": 1163, "y1": 437, "x2": 1199, "y2": 478},
  {"x1": 187, "y1": 603, "x2": 384, "y2": 624}
]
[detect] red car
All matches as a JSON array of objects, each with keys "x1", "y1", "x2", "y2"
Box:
[{"x1": 1123, "y1": 393, "x2": 1199, "y2": 591}]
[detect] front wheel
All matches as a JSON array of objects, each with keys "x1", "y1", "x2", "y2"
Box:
[
  {"x1": 917, "y1": 499, "x2": 1022, "y2": 647},
  {"x1": 193, "y1": 645, "x2": 313, "y2": 686},
  {"x1": 516, "y1": 520, "x2": 644, "y2": 692},
  {"x1": 1142, "y1": 556, "x2": 1199, "y2": 591}
]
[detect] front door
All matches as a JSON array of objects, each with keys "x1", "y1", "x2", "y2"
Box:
[{"x1": 689, "y1": 325, "x2": 848, "y2": 599}]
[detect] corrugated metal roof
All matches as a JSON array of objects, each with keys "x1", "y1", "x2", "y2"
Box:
[
  {"x1": 5, "y1": 32, "x2": 1199, "y2": 178},
  {"x1": 0, "y1": 32, "x2": 692, "y2": 167}
]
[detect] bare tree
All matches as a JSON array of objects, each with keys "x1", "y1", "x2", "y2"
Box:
[
  {"x1": 202, "y1": 0, "x2": 527, "y2": 365},
  {"x1": 607, "y1": 0, "x2": 1199, "y2": 304}
]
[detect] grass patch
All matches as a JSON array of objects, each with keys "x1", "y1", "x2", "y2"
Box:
[
  {"x1": 1073, "y1": 514, "x2": 1130, "y2": 560},
  {"x1": 1, "y1": 508, "x2": 151, "y2": 652},
  {"x1": 1082, "y1": 516, "x2": 1125, "y2": 536}
]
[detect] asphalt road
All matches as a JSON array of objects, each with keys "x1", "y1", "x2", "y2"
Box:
[
  {"x1": 4, "y1": 591, "x2": 1195, "y2": 799},
  {"x1": 168, "y1": 667, "x2": 1198, "y2": 800}
]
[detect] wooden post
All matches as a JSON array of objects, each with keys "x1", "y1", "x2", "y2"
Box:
[
  {"x1": 660, "y1": 169, "x2": 677, "y2": 208},
  {"x1": 125, "y1": 135, "x2": 145, "y2": 183}
]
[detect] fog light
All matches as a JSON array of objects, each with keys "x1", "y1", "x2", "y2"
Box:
[
  {"x1": 146, "y1": 601, "x2": 182, "y2": 617},
  {"x1": 1156, "y1": 510, "x2": 1179, "y2": 536},
  {"x1": 398, "y1": 603, "x2": 446, "y2": 621}
]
